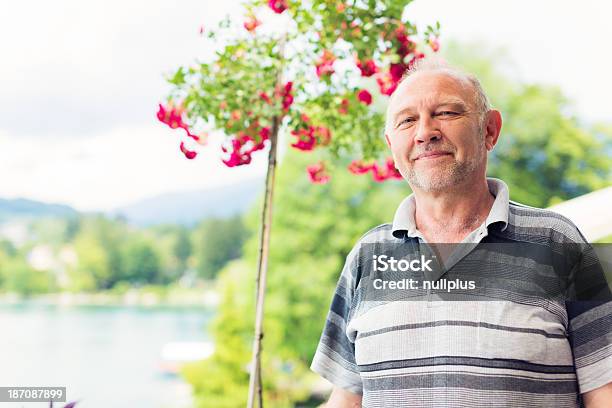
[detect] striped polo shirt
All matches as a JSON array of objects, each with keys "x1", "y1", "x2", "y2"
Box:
[{"x1": 311, "y1": 178, "x2": 612, "y2": 407}]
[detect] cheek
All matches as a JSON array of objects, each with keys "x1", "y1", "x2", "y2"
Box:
[{"x1": 389, "y1": 131, "x2": 414, "y2": 154}]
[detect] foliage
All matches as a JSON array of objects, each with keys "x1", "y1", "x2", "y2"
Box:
[
  {"x1": 159, "y1": 0, "x2": 441, "y2": 183},
  {"x1": 0, "y1": 214, "x2": 244, "y2": 294},
  {"x1": 193, "y1": 215, "x2": 249, "y2": 279},
  {"x1": 0, "y1": 256, "x2": 56, "y2": 296}
]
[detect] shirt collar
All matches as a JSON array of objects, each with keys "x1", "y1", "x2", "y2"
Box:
[{"x1": 391, "y1": 178, "x2": 510, "y2": 239}]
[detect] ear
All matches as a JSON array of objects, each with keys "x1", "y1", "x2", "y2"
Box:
[{"x1": 484, "y1": 110, "x2": 502, "y2": 151}]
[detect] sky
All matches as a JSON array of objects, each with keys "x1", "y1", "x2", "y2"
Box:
[{"x1": 1, "y1": 0, "x2": 610, "y2": 211}]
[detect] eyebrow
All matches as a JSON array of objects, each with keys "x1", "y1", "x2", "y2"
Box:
[{"x1": 392, "y1": 98, "x2": 469, "y2": 126}]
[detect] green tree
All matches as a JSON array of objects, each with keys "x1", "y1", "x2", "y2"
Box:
[
  {"x1": 120, "y1": 237, "x2": 162, "y2": 285},
  {"x1": 68, "y1": 215, "x2": 128, "y2": 290},
  {"x1": 194, "y1": 215, "x2": 249, "y2": 279},
  {"x1": 173, "y1": 226, "x2": 193, "y2": 272},
  {"x1": 1, "y1": 257, "x2": 55, "y2": 295}
]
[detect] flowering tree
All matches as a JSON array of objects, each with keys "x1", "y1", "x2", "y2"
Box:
[{"x1": 157, "y1": 1, "x2": 439, "y2": 405}]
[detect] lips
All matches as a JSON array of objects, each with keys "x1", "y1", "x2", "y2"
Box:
[{"x1": 414, "y1": 151, "x2": 452, "y2": 161}]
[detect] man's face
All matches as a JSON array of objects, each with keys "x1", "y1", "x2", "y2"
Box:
[{"x1": 385, "y1": 71, "x2": 488, "y2": 192}]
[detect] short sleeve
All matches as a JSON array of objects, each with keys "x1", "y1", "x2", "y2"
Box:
[
  {"x1": 566, "y1": 243, "x2": 612, "y2": 394},
  {"x1": 310, "y1": 247, "x2": 363, "y2": 395}
]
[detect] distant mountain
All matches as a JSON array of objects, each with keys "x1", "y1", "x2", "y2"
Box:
[
  {"x1": 0, "y1": 197, "x2": 78, "y2": 221},
  {"x1": 110, "y1": 179, "x2": 264, "y2": 227}
]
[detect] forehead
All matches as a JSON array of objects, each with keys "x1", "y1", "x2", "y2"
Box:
[{"x1": 389, "y1": 71, "x2": 475, "y2": 114}]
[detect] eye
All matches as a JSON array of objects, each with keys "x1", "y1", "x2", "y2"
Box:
[
  {"x1": 398, "y1": 117, "x2": 415, "y2": 127},
  {"x1": 435, "y1": 111, "x2": 459, "y2": 118}
]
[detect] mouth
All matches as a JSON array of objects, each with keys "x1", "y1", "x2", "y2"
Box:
[{"x1": 414, "y1": 151, "x2": 452, "y2": 161}]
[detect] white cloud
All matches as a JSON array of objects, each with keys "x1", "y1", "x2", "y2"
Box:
[{"x1": 0, "y1": 126, "x2": 267, "y2": 211}]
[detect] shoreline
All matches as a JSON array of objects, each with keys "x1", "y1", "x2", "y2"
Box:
[{"x1": 0, "y1": 286, "x2": 220, "y2": 309}]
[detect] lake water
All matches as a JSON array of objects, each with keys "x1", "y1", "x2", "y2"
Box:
[{"x1": 0, "y1": 302, "x2": 213, "y2": 408}]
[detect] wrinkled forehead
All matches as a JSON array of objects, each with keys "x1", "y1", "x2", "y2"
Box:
[{"x1": 388, "y1": 70, "x2": 477, "y2": 116}]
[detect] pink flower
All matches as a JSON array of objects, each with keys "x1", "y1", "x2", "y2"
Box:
[
  {"x1": 221, "y1": 137, "x2": 253, "y2": 167},
  {"x1": 268, "y1": 0, "x2": 287, "y2": 14},
  {"x1": 157, "y1": 103, "x2": 198, "y2": 139},
  {"x1": 347, "y1": 160, "x2": 375, "y2": 175},
  {"x1": 278, "y1": 81, "x2": 294, "y2": 112},
  {"x1": 428, "y1": 37, "x2": 440, "y2": 52},
  {"x1": 371, "y1": 157, "x2": 402, "y2": 182},
  {"x1": 307, "y1": 162, "x2": 330, "y2": 184},
  {"x1": 389, "y1": 63, "x2": 405, "y2": 82},
  {"x1": 357, "y1": 89, "x2": 372, "y2": 105},
  {"x1": 407, "y1": 52, "x2": 425, "y2": 69},
  {"x1": 348, "y1": 157, "x2": 402, "y2": 182},
  {"x1": 244, "y1": 16, "x2": 262, "y2": 32},
  {"x1": 180, "y1": 141, "x2": 197, "y2": 160},
  {"x1": 376, "y1": 72, "x2": 399, "y2": 96},
  {"x1": 290, "y1": 127, "x2": 316, "y2": 151},
  {"x1": 315, "y1": 50, "x2": 336, "y2": 78},
  {"x1": 356, "y1": 58, "x2": 378, "y2": 77},
  {"x1": 259, "y1": 92, "x2": 272, "y2": 104}
]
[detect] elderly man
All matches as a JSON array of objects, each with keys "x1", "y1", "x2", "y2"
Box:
[{"x1": 310, "y1": 60, "x2": 612, "y2": 407}]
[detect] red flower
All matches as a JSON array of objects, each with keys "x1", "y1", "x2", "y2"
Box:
[
  {"x1": 356, "y1": 58, "x2": 378, "y2": 77},
  {"x1": 259, "y1": 92, "x2": 271, "y2": 104},
  {"x1": 279, "y1": 81, "x2": 294, "y2": 111},
  {"x1": 315, "y1": 50, "x2": 336, "y2": 78},
  {"x1": 407, "y1": 52, "x2": 425, "y2": 69},
  {"x1": 180, "y1": 141, "x2": 197, "y2": 160},
  {"x1": 348, "y1": 157, "x2": 402, "y2": 182},
  {"x1": 357, "y1": 89, "x2": 372, "y2": 105},
  {"x1": 348, "y1": 160, "x2": 375, "y2": 175},
  {"x1": 199, "y1": 25, "x2": 205, "y2": 35},
  {"x1": 389, "y1": 63, "x2": 405, "y2": 82},
  {"x1": 244, "y1": 16, "x2": 262, "y2": 32},
  {"x1": 307, "y1": 162, "x2": 330, "y2": 184},
  {"x1": 376, "y1": 72, "x2": 399, "y2": 96},
  {"x1": 268, "y1": 0, "x2": 287, "y2": 14},
  {"x1": 371, "y1": 157, "x2": 402, "y2": 182},
  {"x1": 157, "y1": 103, "x2": 198, "y2": 139},
  {"x1": 222, "y1": 138, "x2": 253, "y2": 167},
  {"x1": 394, "y1": 25, "x2": 416, "y2": 58},
  {"x1": 290, "y1": 127, "x2": 316, "y2": 151},
  {"x1": 338, "y1": 98, "x2": 349, "y2": 115}
]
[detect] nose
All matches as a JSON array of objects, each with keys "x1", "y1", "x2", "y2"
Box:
[{"x1": 414, "y1": 115, "x2": 441, "y2": 144}]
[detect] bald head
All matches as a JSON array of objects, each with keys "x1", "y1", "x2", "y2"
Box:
[{"x1": 385, "y1": 60, "x2": 491, "y2": 135}]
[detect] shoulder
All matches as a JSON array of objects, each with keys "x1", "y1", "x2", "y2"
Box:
[
  {"x1": 341, "y1": 223, "x2": 401, "y2": 282},
  {"x1": 506, "y1": 200, "x2": 588, "y2": 244},
  {"x1": 355, "y1": 223, "x2": 401, "y2": 244}
]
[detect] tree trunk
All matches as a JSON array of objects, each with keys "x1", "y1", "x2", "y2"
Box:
[{"x1": 246, "y1": 112, "x2": 280, "y2": 408}]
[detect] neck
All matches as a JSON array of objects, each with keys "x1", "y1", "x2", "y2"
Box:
[{"x1": 412, "y1": 176, "x2": 495, "y2": 241}]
